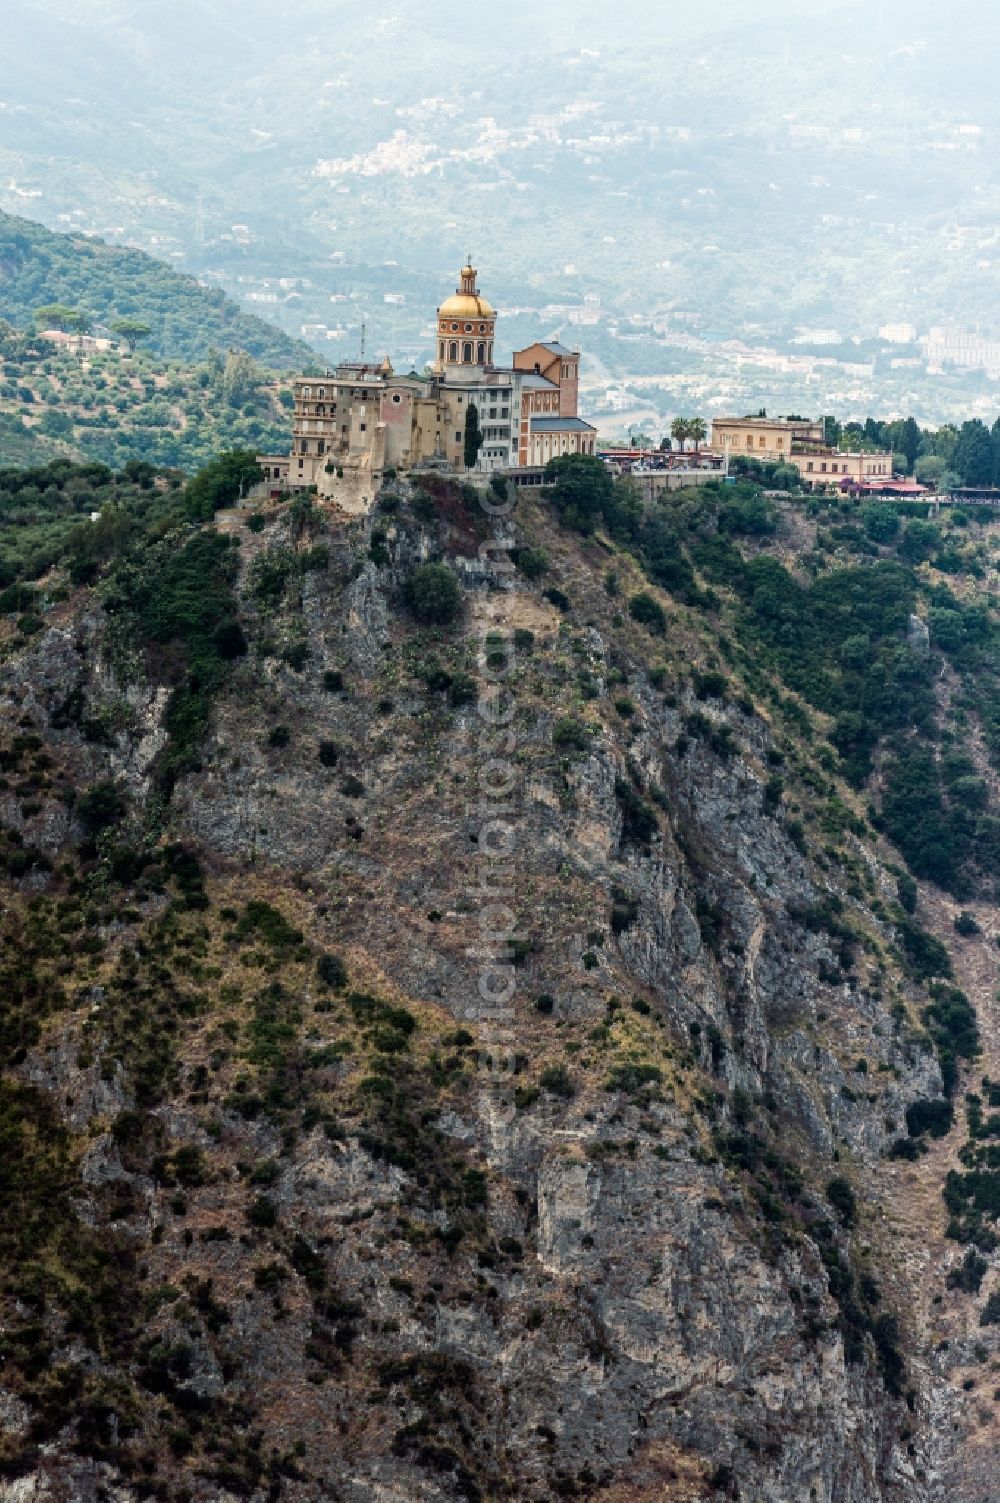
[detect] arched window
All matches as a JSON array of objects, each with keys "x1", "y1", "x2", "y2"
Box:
[
  {"x1": 449, "y1": 341, "x2": 458, "y2": 362},
  {"x1": 487, "y1": 342, "x2": 493, "y2": 363},
  {"x1": 463, "y1": 342, "x2": 473, "y2": 362},
  {"x1": 477, "y1": 342, "x2": 485, "y2": 363},
  {"x1": 439, "y1": 341, "x2": 445, "y2": 362}
]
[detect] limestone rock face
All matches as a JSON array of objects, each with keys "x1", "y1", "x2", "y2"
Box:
[{"x1": 0, "y1": 489, "x2": 977, "y2": 1503}]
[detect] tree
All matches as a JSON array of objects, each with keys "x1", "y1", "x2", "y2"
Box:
[
  {"x1": 688, "y1": 417, "x2": 707, "y2": 454},
  {"x1": 914, "y1": 455, "x2": 945, "y2": 489},
  {"x1": 33, "y1": 304, "x2": 89, "y2": 334},
  {"x1": 897, "y1": 416, "x2": 921, "y2": 473},
  {"x1": 111, "y1": 317, "x2": 152, "y2": 355},
  {"x1": 543, "y1": 453, "x2": 615, "y2": 534},
  {"x1": 406, "y1": 563, "x2": 462, "y2": 624},
  {"x1": 184, "y1": 450, "x2": 262, "y2": 521},
  {"x1": 861, "y1": 504, "x2": 900, "y2": 543},
  {"x1": 38, "y1": 409, "x2": 74, "y2": 439},
  {"x1": 628, "y1": 591, "x2": 666, "y2": 635},
  {"x1": 922, "y1": 424, "x2": 958, "y2": 467},
  {"x1": 669, "y1": 417, "x2": 690, "y2": 452},
  {"x1": 952, "y1": 419, "x2": 995, "y2": 487},
  {"x1": 220, "y1": 350, "x2": 263, "y2": 409},
  {"x1": 463, "y1": 401, "x2": 484, "y2": 469}
]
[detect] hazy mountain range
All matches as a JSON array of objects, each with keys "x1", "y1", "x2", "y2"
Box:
[{"x1": 4, "y1": 0, "x2": 1000, "y2": 421}]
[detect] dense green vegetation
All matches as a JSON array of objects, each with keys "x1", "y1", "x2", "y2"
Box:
[
  {"x1": 0, "y1": 454, "x2": 255, "y2": 794},
  {"x1": 0, "y1": 210, "x2": 311, "y2": 367},
  {"x1": 542, "y1": 456, "x2": 1000, "y2": 899},
  {"x1": 822, "y1": 413, "x2": 1000, "y2": 488},
  {"x1": 0, "y1": 325, "x2": 292, "y2": 472},
  {"x1": 0, "y1": 458, "x2": 183, "y2": 584}
]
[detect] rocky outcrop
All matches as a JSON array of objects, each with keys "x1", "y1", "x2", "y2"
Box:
[{"x1": 0, "y1": 487, "x2": 978, "y2": 1502}]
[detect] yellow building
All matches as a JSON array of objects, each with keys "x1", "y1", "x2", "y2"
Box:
[
  {"x1": 709, "y1": 414, "x2": 893, "y2": 489},
  {"x1": 710, "y1": 415, "x2": 825, "y2": 462},
  {"x1": 792, "y1": 451, "x2": 893, "y2": 487}
]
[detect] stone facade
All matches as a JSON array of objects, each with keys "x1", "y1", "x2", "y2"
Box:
[
  {"x1": 258, "y1": 263, "x2": 597, "y2": 502},
  {"x1": 711, "y1": 415, "x2": 826, "y2": 462}
]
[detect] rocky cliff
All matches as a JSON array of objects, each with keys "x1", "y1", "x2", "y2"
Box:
[{"x1": 0, "y1": 474, "x2": 997, "y2": 1502}]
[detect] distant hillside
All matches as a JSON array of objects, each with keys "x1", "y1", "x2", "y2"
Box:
[
  {"x1": 0, "y1": 322, "x2": 295, "y2": 472},
  {"x1": 0, "y1": 210, "x2": 313, "y2": 368}
]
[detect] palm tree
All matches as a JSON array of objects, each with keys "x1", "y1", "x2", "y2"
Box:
[
  {"x1": 670, "y1": 416, "x2": 690, "y2": 452},
  {"x1": 688, "y1": 417, "x2": 707, "y2": 454}
]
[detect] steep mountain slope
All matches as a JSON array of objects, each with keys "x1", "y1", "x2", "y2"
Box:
[
  {"x1": 0, "y1": 211, "x2": 313, "y2": 367},
  {"x1": 0, "y1": 471, "x2": 997, "y2": 1501}
]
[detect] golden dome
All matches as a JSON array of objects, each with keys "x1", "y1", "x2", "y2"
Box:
[
  {"x1": 438, "y1": 262, "x2": 495, "y2": 320},
  {"x1": 438, "y1": 292, "x2": 495, "y2": 319}
]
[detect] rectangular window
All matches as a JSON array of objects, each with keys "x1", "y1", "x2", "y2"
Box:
[
  {"x1": 807, "y1": 462, "x2": 814, "y2": 472},
  {"x1": 359, "y1": 423, "x2": 366, "y2": 432},
  {"x1": 456, "y1": 432, "x2": 461, "y2": 442}
]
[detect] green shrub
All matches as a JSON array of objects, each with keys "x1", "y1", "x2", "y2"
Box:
[
  {"x1": 628, "y1": 591, "x2": 666, "y2": 635},
  {"x1": 214, "y1": 620, "x2": 248, "y2": 659},
  {"x1": 539, "y1": 1064, "x2": 574, "y2": 1098},
  {"x1": 406, "y1": 563, "x2": 462, "y2": 624},
  {"x1": 826, "y1": 1176, "x2": 857, "y2": 1228},
  {"x1": 512, "y1": 546, "x2": 549, "y2": 579},
  {"x1": 897, "y1": 873, "x2": 918, "y2": 915},
  {"x1": 247, "y1": 1194, "x2": 277, "y2": 1229},
  {"x1": 317, "y1": 953, "x2": 348, "y2": 990},
  {"x1": 76, "y1": 780, "x2": 126, "y2": 835},
  {"x1": 905, "y1": 1098, "x2": 954, "y2": 1139},
  {"x1": 947, "y1": 1246, "x2": 988, "y2": 1293},
  {"x1": 552, "y1": 716, "x2": 591, "y2": 752},
  {"x1": 614, "y1": 777, "x2": 657, "y2": 845},
  {"x1": 235, "y1": 901, "x2": 303, "y2": 952}
]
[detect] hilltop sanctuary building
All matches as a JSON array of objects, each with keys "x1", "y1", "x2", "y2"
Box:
[{"x1": 258, "y1": 263, "x2": 597, "y2": 504}]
